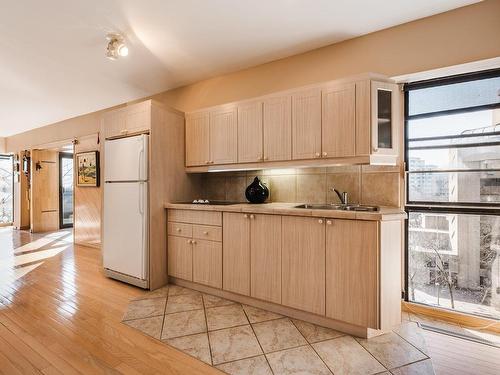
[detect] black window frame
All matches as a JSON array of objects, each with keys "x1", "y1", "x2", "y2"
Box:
[
  {"x1": 0, "y1": 153, "x2": 14, "y2": 225},
  {"x1": 403, "y1": 67, "x2": 500, "y2": 305}
]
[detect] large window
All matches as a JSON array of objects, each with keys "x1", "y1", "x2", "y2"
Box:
[
  {"x1": 405, "y1": 70, "x2": 500, "y2": 320},
  {"x1": 0, "y1": 155, "x2": 14, "y2": 224}
]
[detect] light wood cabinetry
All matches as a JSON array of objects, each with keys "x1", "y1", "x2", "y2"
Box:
[
  {"x1": 223, "y1": 212, "x2": 251, "y2": 295},
  {"x1": 263, "y1": 95, "x2": 292, "y2": 161},
  {"x1": 184, "y1": 74, "x2": 401, "y2": 171},
  {"x1": 210, "y1": 107, "x2": 238, "y2": 164},
  {"x1": 292, "y1": 88, "x2": 322, "y2": 160},
  {"x1": 326, "y1": 219, "x2": 379, "y2": 328},
  {"x1": 100, "y1": 101, "x2": 151, "y2": 139},
  {"x1": 238, "y1": 101, "x2": 263, "y2": 163},
  {"x1": 282, "y1": 216, "x2": 326, "y2": 315},
  {"x1": 321, "y1": 83, "x2": 356, "y2": 158},
  {"x1": 250, "y1": 214, "x2": 282, "y2": 304},
  {"x1": 168, "y1": 209, "x2": 223, "y2": 288},
  {"x1": 185, "y1": 112, "x2": 210, "y2": 167}
]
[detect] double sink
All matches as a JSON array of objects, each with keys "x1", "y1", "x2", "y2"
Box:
[{"x1": 294, "y1": 203, "x2": 379, "y2": 212}]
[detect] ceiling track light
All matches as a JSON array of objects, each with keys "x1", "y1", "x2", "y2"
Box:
[{"x1": 106, "y1": 33, "x2": 128, "y2": 60}]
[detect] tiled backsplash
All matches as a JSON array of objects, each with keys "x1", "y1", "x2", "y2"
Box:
[{"x1": 202, "y1": 165, "x2": 402, "y2": 207}]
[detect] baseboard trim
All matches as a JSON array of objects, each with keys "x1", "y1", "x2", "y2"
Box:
[{"x1": 170, "y1": 277, "x2": 388, "y2": 338}]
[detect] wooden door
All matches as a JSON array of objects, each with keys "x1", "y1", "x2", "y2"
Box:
[
  {"x1": 238, "y1": 101, "x2": 263, "y2": 163},
  {"x1": 193, "y1": 239, "x2": 222, "y2": 288},
  {"x1": 250, "y1": 214, "x2": 282, "y2": 304},
  {"x1": 292, "y1": 88, "x2": 322, "y2": 160},
  {"x1": 30, "y1": 150, "x2": 59, "y2": 233},
  {"x1": 210, "y1": 107, "x2": 238, "y2": 164},
  {"x1": 223, "y1": 212, "x2": 250, "y2": 295},
  {"x1": 282, "y1": 216, "x2": 325, "y2": 315},
  {"x1": 101, "y1": 108, "x2": 127, "y2": 139},
  {"x1": 185, "y1": 112, "x2": 210, "y2": 166},
  {"x1": 321, "y1": 83, "x2": 356, "y2": 158},
  {"x1": 326, "y1": 219, "x2": 379, "y2": 328},
  {"x1": 167, "y1": 236, "x2": 193, "y2": 281},
  {"x1": 125, "y1": 101, "x2": 151, "y2": 134},
  {"x1": 263, "y1": 95, "x2": 292, "y2": 161}
]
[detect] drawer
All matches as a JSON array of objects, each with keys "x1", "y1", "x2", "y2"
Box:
[
  {"x1": 168, "y1": 222, "x2": 193, "y2": 238},
  {"x1": 168, "y1": 209, "x2": 222, "y2": 226},
  {"x1": 193, "y1": 225, "x2": 222, "y2": 242}
]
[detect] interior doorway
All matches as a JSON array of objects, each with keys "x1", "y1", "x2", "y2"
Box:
[{"x1": 59, "y1": 152, "x2": 74, "y2": 228}]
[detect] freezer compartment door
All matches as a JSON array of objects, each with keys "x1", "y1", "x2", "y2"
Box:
[
  {"x1": 104, "y1": 134, "x2": 149, "y2": 182},
  {"x1": 103, "y1": 181, "x2": 148, "y2": 280}
]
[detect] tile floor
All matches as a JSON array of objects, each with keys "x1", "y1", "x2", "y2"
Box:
[{"x1": 122, "y1": 285, "x2": 435, "y2": 375}]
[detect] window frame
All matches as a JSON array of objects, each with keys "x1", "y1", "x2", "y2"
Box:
[
  {"x1": 0, "y1": 154, "x2": 14, "y2": 226},
  {"x1": 403, "y1": 68, "x2": 500, "y2": 309}
]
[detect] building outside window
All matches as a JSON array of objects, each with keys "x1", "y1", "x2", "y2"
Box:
[
  {"x1": 405, "y1": 70, "x2": 500, "y2": 320},
  {"x1": 0, "y1": 154, "x2": 13, "y2": 224}
]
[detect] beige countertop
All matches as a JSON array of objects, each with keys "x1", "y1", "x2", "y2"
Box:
[{"x1": 164, "y1": 202, "x2": 406, "y2": 221}]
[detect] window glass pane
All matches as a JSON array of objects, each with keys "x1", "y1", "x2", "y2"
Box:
[
  {"x1": 408, "y1": 76, "x2": 500, "y2": 117},
  {"x1": 0, "y1": 155, "x2": 13, "y2": 224},
  {"x1": 61, "y1": 156, "x2": 73, "y2": 226},
  {"x1": 408, "y1": 171, "x2": 500, "y2": 203},
  {"x1": 408, "y1": 212, "x2": 500, "y2": 320},
  {"x1": 377, "y1": 89, "x2": 392, "y2": 148}
]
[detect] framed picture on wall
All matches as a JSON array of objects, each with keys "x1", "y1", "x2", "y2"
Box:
[{"x1": 76, "y1": 151, "x2": 100, "y2": 187}]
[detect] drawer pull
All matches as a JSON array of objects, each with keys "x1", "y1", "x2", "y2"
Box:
[
  {"x1": 203, "y1": 231, "x2": 209, "y2": 235},
  {"x1": 176, "y1": 228, "x2": 182, "y2": 232},
  {"x1": 318, "y1": 219, "x2": 323, "y2": 224},
  {"x1": 326, "y1": 220, "x2": 332, "y2": 225}
]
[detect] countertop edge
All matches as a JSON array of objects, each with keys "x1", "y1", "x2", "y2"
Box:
[{"x1": 164, "y1": 203, "x2": 407, "y2": 221}]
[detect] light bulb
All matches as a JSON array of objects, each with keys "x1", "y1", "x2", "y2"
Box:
[{"x1": 117, "y1": 44, "x2": 129, "y2": 57}]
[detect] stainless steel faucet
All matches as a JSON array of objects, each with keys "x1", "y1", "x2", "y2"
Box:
[{"x1": 331, "y1": 187, "x2": 349, "y2": 205}]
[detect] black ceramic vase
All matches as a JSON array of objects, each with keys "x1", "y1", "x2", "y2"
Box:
[{"x1": 245, "y1": 177, "x2": 269, "y2": 203}]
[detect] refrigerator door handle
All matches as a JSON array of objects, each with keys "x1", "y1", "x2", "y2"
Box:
[
  {"x1": 139, "y1": 182, "x2": 144, "y2": 215},
  {"x1": 138, "y1": 146, "x2": 144, "y2": 181}
]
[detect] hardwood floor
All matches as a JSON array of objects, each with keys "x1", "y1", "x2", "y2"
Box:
[{"x1": 0, "y1": 227, "x2": 221, "y2": 375}]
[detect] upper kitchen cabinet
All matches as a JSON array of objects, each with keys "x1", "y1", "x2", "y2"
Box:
[
  {"x1": 237, "y1": 101, "x2": 263, "y2": 163},
  {"x1": 263, "y1": 95, "x2": 292, "y2": 161},
  {"x1": 292, "y1": 88, "x2": 322, "y2": 160},
  {"x1": 321, "y1": 83, "x2": 356, "y2": 158},
  {"x1": 186, "y1": 111, "x2": 210, "y2": 166},
  {"x1": 210, "y1": 106, "x2": 238, "y2": 165},
  {"x1": 100, "y1": 100, "x2": 152, "y2": 139},
  {"x1": 371, "y1": 81, "x2": 399, "y2": 157}
]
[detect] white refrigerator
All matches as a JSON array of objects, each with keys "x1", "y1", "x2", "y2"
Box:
[{"x1": 103, "y1": 134, "x2": 149, "y2": 288}]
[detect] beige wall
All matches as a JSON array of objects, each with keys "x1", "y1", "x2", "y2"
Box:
[
  {"x1": 6, "y1": 0, "x2": 500, "y2": 153},
  {"x1": 0, "y1": 137, "x2": 5, "y2": 153},
  {"x1": 204, "y1": 165, "x2": 402, "y2": 208}
]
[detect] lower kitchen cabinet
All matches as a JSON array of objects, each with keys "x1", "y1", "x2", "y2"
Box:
[
  {"x1": 250, "y1": 214, "x2": 282, "y2": 304},
  {"x1": 193, "y1": 239, "x2": 222, "y2": 288},
  {"x1": 326, "y1": 219, "x2": 379, "y2": 328},
  {"x1": 282, "y1": 216, "x2": 326, "y2": 315},
  {"x1": 223, "y1": 212, "x2": 251, "y2": 295},
  {"x1": 168, "y1": 235, "x2": 193, "y2": 281}
]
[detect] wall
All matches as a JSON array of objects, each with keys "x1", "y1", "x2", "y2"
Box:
[
  {"x1": 74, "y1": 134, "x2": 101, "y2": 248},
  {"x1": 0, "y1": 138, "x2": 5, "y2": 153},
  {"x1": 6, "y1": 0, "x2": 500, "y2": 153},
  {"x1": 204, "y1": 165, "x2": 402, "y2": 207}
]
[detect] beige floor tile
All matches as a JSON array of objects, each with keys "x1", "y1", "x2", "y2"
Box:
[
  {"x1": 391, "y1": 359, "x2": 435, "y2": 375},
  {"x1": 161, "y1": 309, "x2": 207, "y2": 339},
  {"x1": 209, "y1": 325, "x2": 263, "y2": 365},
  {"x1": 357, "y1": 332, "x2": 427, "y2": 369},
  {"x1": 141, "y1": 285, "x2": 170, "y2": 299},
  {"x1": 168, "y1": 285, "x2": 199, "y2": 297},
  {"x1": 124, "y1": 316, "x2": 164, "y2": 339},
  {"x1": 313, "y1": 336, "x2": 385, "y2": 375},
  {"x1": 203, "y1": 293, "x2": 236, "y2": 309},
  {"x1": 243, "y1": 304, "x2": 283, "y2": 323},
  {"x1": 393, "y1": 322, "x2": 429, "y2": 355},
  {"x1": 266, "y1": 345, "x2": 331, "y2": 375},
  {"x1": 216, "y1": 355, "x2": 272, "y2": 375},
  {"x1": 291, "y1": 319, "x2": 343, "y2": 343},
  {"x1": 252, "y1": 318, "x2": 307, "y2": 353},
  {"x1": 165, "y1": 293, "x2": 204, "y2": 314},
  {"x1": 165, "y1": 333, "x2": 212, "y2": 365},
  {"x1": 206, "y1": 304, "x2": 249, "y2": 331},
  {"x1": 122, "y1": 298, "x2": 166, "y2": 321}
]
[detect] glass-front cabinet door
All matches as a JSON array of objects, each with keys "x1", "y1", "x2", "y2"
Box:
[{"x1": 371, "y1": 81, "x2": 399, "y2": 156}]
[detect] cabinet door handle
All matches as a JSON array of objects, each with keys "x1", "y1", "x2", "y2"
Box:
[
  {"x1": 263, "y1": 156, "x2": 268, "y2": 161},
  {"x1": 176, "y1": 228, "x2": 181, "y2": 232},
  {"x1": 318, "y1": 219, "x2": 323, "y2": 224},
  {"x1": 203, "y1": 231, "x2": 208, "y2": 235},
  {"x1": 372, "y1": 146, "x2": 378, "y2": 152},
  {"x1": 322, "y1": 152, "x2": 328, "y2": 157},
  {"x1": 205, "y1": 160, "x2": 210, "y2": 164},
  {"x1": 250, "y1": 214, "x2": 255, "y2": 219},
  {"x1": 326, "y1": 220, "x2": 332, "y2": 225},
  {"x1": 244, "y1": 214, "x2": 248, "y2": 219},
  {"x1": 187, "y1": 239, "x2": 192, "y2": 244},
  {"x1": 192, "y1": 240, "x2": 197, "y2": 244},
  {"x1": 315, "y1": 152, "x2": 320, "y2": 157}
]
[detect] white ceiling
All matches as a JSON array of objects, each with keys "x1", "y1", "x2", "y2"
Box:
[{"x1": 1, "y1": 0, "x2": 479, "y2": 137}]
